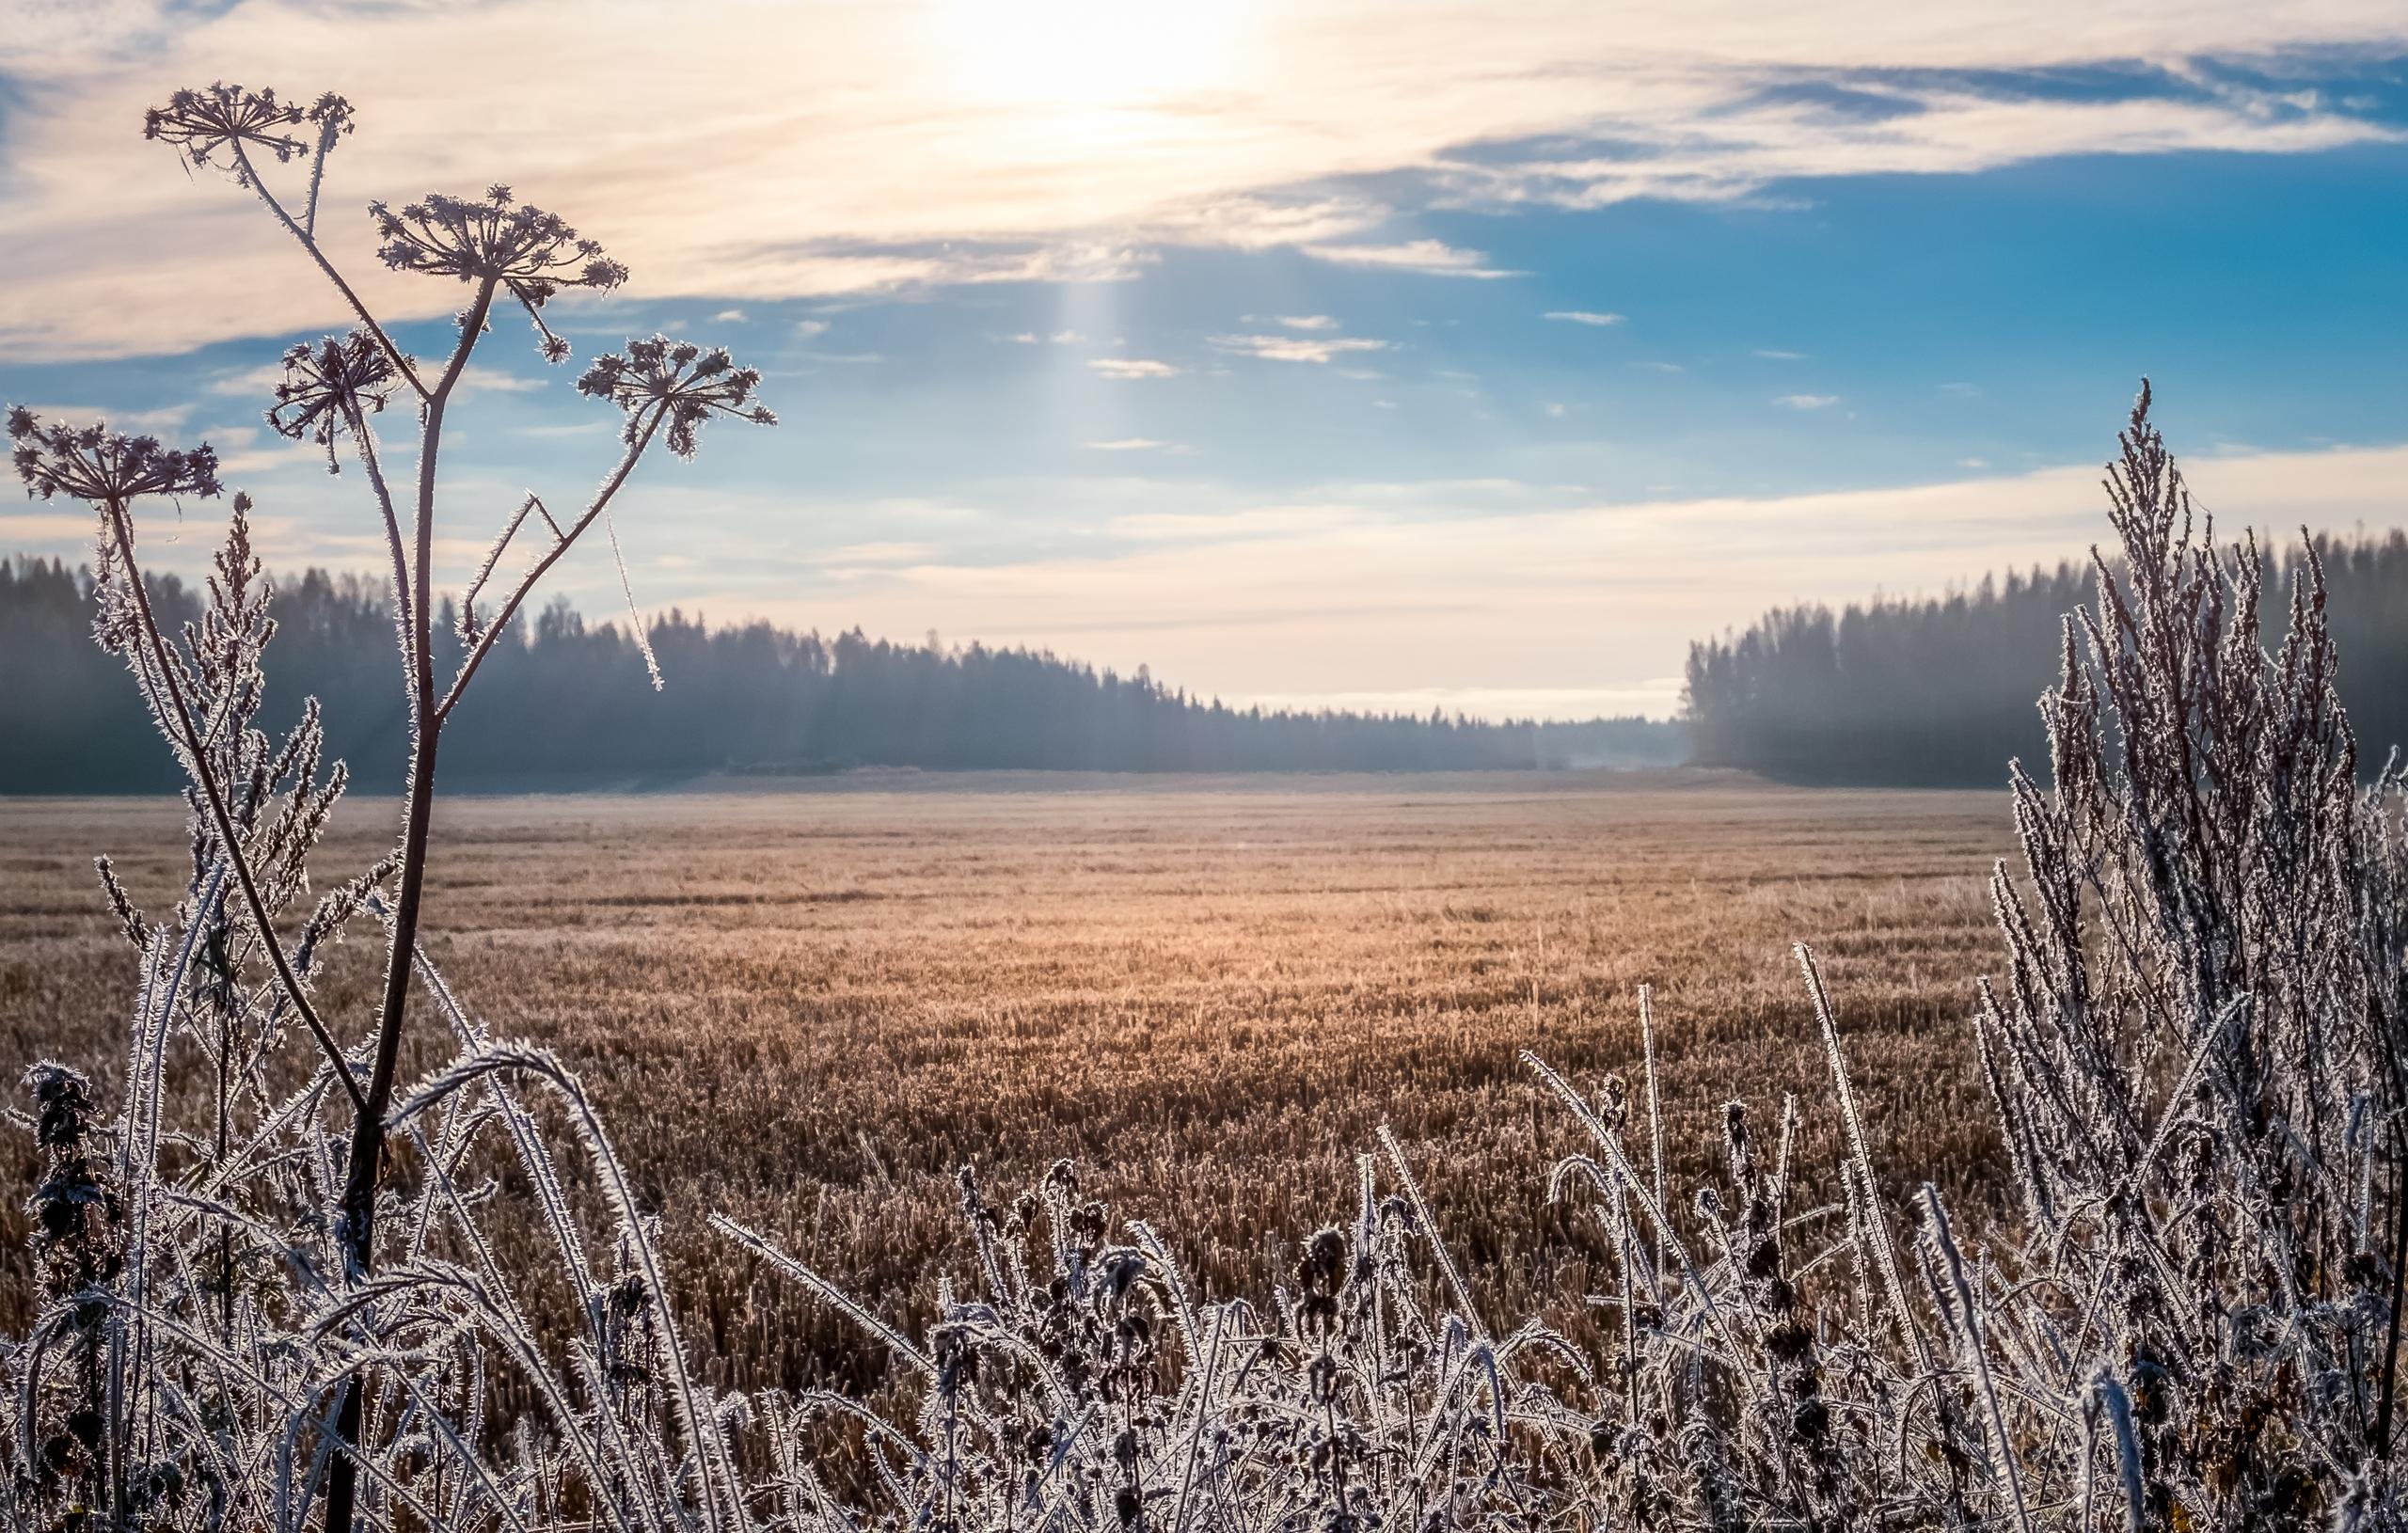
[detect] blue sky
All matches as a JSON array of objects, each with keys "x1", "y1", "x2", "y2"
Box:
[{"x1": 5, "y1": 4, "x2": 2407, "y2": 719}]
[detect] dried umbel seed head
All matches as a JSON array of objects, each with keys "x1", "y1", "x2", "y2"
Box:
[
  {"x1": 267, "y1": 331, "x2": 399, "y2": 473},
  {"x1": 577, "y1": 336, "x2": 777, "y2": 458},
  {"x1": 9, "y1": 407, "x2": 222, "y2": 505},
  {"x1": 305, "y1": 91, "x2": 356, "y2": 148},
  {"x1": 141, "y1": 82, "x2": 313, "y2": 184},
  {"x1": 372, "y1": 186, "x2": 628, "y2": 359}
]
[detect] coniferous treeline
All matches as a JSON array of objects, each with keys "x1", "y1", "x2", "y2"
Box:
[
  {"x1": 0, "y1": 557, "x2": 1682, "y2": 791},
  {"x1": 1684, "y1": 529, "x2": 2408, "y2": 784}
]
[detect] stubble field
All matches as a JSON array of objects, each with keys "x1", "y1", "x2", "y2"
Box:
[{"x1": 1, "y1": 771, "x2": 2014, "y2": 1398}]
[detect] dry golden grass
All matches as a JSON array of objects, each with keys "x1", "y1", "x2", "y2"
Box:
[{"x1": 0, "y1": 769, "x2": 2014, "y2": 1398}]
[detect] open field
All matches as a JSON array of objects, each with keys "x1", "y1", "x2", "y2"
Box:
[{"x1": 1, "y1": 770, "x2": 2015, "y2": 1397}]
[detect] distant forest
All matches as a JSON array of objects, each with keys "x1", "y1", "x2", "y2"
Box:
[
  {"x1": 0, "y1": 558, "x2": 1683, "y2": 792},
  {"x1": 1684, "y1": 529, "x2": 2408, "y2": 786}
]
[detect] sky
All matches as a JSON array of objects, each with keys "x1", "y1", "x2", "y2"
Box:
[{"x1": 4, "y1": 1, "x2": 2406, "y2": 720}]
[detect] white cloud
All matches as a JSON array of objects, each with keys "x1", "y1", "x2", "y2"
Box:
[
  {"x1": 1754, "y1": 348, "x2": 1806, "y2": 360},
  {"x1": 452, "y1": 366, "x2": 549, "y2": 399},
  {"x1": 1776, "y1": 393, "x2": 1840, "y2": 409},
  {"x1": 17, "y1": 402, "x2": 193, "y2": 432},
  {"x1": 207, "y1": 362, "x2": 288, "y2": 398},
  {"x1": 1211, "y1": 333, "x2": 1387, "y2": 364},
  {"x1": 1085, "y1": 437, "x2": 1192, "y2": 453},
  {"x1": 1302, "y1": 239, "x2": 1519, "y2": 279},
  {"x1": 1088, "y1": 357, "x2": 1181, "y2": 379},
  {"x1": 731, "y1": 442, "x2": 2408, "y2": 724},
  {"x1": 1275, "y1": 315, "x2": 1339, "y2": 331},
  {"x1": 794, "y1": 319, "x2": 832, "y2": 339},
  {"x1": 712, "y1": 308, "x2": 749, "y2": 323},
  {"x1": 1545, "y1": 402, "x2": 1567, "y2": 418},
  {"x1": 3, "y1": 3, "x2": 2402, "y2": 356},
  {"x1": 1545, "y1": 310, "x2": 1624, "y2": 326},
  {"x1": 821, "y1": 541, "x2": 940, "y2": 564}
]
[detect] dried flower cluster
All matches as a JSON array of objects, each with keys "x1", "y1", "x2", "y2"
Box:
[
  {"x1": 266, "y1": 332, "x2": 399, "y2": 474},
  {"x1": 9, "y1": 408, "x2": 222, "y2": 505},
  {"x1": 6, "y1": 80, "x2": 2405, "y2": 1533},
  {"x1": 142, "y1": 82, "x2": 313, "y2": 182},
  {"x1": 578, "y1": 337, "x2": 777, "y2": 458},
  {"x1": 372, "y1": 187, "x2": 628, "y2": 361}
]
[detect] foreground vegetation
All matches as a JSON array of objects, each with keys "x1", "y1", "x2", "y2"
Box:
[{"x1": 5, "y1": 81, "x2": 2404, "y2": 1532}]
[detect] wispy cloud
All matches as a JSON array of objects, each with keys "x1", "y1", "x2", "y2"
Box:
[
  {"x1": 19, "y1": 402, "x2": 194, "y2": 432},
  {"x1": 1210, "y1": 334, "x2": 1388, "y2": 364},
  {"x1": 1776, "y1": 393, "x2": 1840, "y2": 409},
  {"x1": 452, "y1": 366, "x2": 550, "y2": 399},
  {"x1": 3, "y1": 4, "x2": 2402, "y2": 356},
  {"x1": 714, "y1": 444, "x2": 2408, "y2": 721},
  {"x1": 1545, "y1": 310, "x2": 1624, "y2": 326},
  {"x1": 1275, "y1": 315, "x2": 1339, "y2": 331},
  {"x1": 1088, "y1": 357, "x2": 1181, "y2": 379},
  {"x1": 1302, "y1": 240, "x2": 1520, "y2": 279},
  {"x1": 794, "y1": 319, "x2": 832, "y2": 339},
  {"x1": 712, "y1": 308, "x2": 749, "y2": 323},
  {"x1": 1085, "y1": 437, "x2": 1194, "y2": 453},
  {"x1": 1754, "y1": 348, "x2": 1806, "y2": 360}
]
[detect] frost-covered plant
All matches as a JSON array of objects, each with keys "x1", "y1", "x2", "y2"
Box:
[
  {"x1": 7, "y1": 86, "x2": 768, "y2": 1531},
  {"x1": 5, "y1": 86, "x2": 2404, "y2": 1533}
]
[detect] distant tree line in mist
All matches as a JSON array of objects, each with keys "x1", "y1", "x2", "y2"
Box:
[
  {"x1": 0, "y1": 558, "x2": 1684, "y2": 792},
  {"x1": 1684, "y1": 529, "x2": 2408, "y2": 785}
]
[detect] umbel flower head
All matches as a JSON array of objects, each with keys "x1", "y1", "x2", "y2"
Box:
[
  {"x1": 142, "y1": 83, "x2": 347, "y2": 188},
  {"x1": 372, "y1": 186, "x2": 629, "y2": 361},
  {"x1": 9, "y1": 407, "x2": 222, "y2": 505},
  {"x1": 267, "y1": 331, "x2": 400, "y2": 474},
  {"x1": 576, "y1": 337, "x2": 776, "y2": 459}
]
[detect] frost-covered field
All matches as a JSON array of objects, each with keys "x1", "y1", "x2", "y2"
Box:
[{"x1": 2, "y1": 775, "x2": 2008, "y2": 1393}]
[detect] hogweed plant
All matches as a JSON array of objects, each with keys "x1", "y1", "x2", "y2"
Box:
[
  {"x1": 10, "y1": 84, "x2": 769, "y2": 1531},
  {"x1": 4, "y1": 90, "x2": 2405, "y2": 1533}
]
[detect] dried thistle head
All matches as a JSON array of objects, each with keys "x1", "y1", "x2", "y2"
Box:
[
  {"x1": 9, "y1": 406, "x2": 222, "y2": 504},
  {"x1": 266, "y1": 331, "x2": 399, "y2": 473},
  {"x1": 371, "y1": 186, "x2": 629, "y2": 359},
  {"x1": 577, "y1": 336, "x2": 776, "y2": 458},
  {"x1": 142, "y1": 82, "x2": 310, "y2": 183},
  {"x1": 24, "y1": 1060, "x2": 100, "y2": 1154}
]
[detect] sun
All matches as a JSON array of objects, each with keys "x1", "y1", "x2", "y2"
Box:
[{"x1": 932, "y1": 0, "x2": 1247, "y2": 113}]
